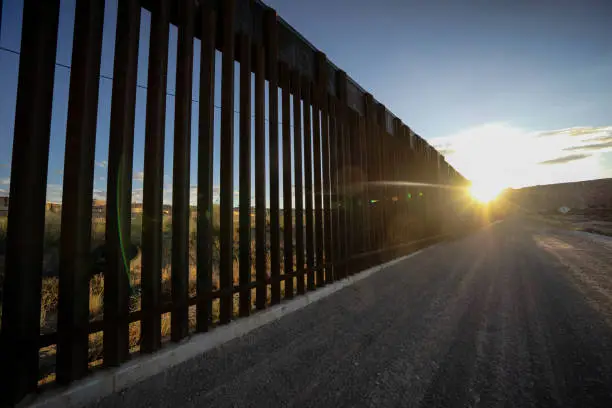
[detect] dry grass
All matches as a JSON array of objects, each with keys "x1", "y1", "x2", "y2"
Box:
[
  {"x1": 88, "y1": 331, "x2": 104, "y2": 364},
  {"x1": 40, "y1": 277, "x2": 59, "y2": 332},
  {"x1": 0, "y1": 206, "x2": 298, "y2": 383},
  {"x1": 35, "y1": 240, "x2": 286, "y2": 333},
  {"x1": 89, "y1": 275, "x2": 104, "y2": 319}
]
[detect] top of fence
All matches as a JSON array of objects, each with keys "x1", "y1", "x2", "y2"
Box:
[{"x1": 140, "y1": 0, "x2": 466, "y2": 182}]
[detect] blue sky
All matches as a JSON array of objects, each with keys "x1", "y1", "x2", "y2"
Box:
[
  {"x1": 264, "y1": 0, "x2": 612, "y2": 188},
  {"x1": 266, "y1": 0, "x2": 612, "y2": 135},
  {"x1": 1, "y1": 0, "x2": 611, "y2": 204},
  {"x1": 0, "y1": 0, "x2": 255, "y2": 205}
]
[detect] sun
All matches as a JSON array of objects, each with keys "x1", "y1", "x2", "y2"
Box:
[{"x1": 469, "y1": 182, "x2": 503, "y2": 203}]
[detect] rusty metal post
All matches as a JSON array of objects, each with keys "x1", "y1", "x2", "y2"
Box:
[
  {"x1": 171, "y1": 0, "x2": 195, "y2": 342},
  {"x1": 104, "y1": 0, "x2": 141, "y2": 365},
  {"x1": 196, "y1": 2, "x2": 217, "y2": 331},
  {"x1": 0, "y1": 1, "x2": 60, "y2": 403},
  {"x1": 57, "y1": 0, "x2": 105, "y2": 384}
]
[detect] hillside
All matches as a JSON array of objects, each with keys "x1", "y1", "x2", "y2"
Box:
[
  {"x1": 501, "y1": 178, "x2": 612, "y2": 237},
  {"x1": 504, "y1": 178, "x2": 612, "y2": 212}
]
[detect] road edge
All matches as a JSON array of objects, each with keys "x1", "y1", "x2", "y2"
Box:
[{"x1": 26, "y1": 246, "x2": 435, "y2": 408}]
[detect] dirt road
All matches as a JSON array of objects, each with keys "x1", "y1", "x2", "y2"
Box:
[{"x1": 90, "y1": 217, "x2": 612, "y2": 407}]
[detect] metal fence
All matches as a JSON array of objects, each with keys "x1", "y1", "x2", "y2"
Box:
[{"x1": 0, "y1": 0, "x2": 474, "y2": 404}]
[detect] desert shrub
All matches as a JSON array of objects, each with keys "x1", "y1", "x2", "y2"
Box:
[
  {"x1": 44, "y1": 211, "x2": 61, "y2": 248},
  {"x1": 0, "y1": 215, "x2": 7, "y2": 255}
]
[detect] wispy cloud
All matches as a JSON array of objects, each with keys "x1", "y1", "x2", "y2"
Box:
[
  {"x1": 538, "y1": 153, "x2": 592, "y2": 165},
  {"x1": 582, "y1": 135, "x2": 612, "y2": 143},
  {"x1": 536, "y1": 127, "x2": 602, "y2": 138},
  {"x1": 563, "y1": 141, "x2": 612, "y2": 152},
  {"x1": 0, "y1": 177, "x2": 9, "y2": 185},
  {"x1": 133, "y1": 171, "x2": 144, "y2": 181},
  {"x1": 95, "y1": 160, "x2": 107, "y2": 168},
  {"x1": 6, "y1": 183, "x2": 268, "y2": 209},
  {"x1": 432, "y1": 123, "x2": 611, "y2": 188},
  {"x1": 438, "y1": 148, "x2": 455, "y2": 156},
  {"x1": 434, "y1": 140, "x2": 455, "y2": 157}
]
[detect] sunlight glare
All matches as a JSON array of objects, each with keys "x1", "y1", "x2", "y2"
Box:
[{"x1": 469, "y1": 183, "x2": 502, "y2": 203}]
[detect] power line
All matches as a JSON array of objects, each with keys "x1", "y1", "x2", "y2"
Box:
[{"x1": 0, "y1": 45, "x2": 312, "y2": 128}]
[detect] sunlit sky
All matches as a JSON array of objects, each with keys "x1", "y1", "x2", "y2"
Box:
[
  {"x1": 265, "y1": 0, "x2": 612, "y2": 189},
  {"x1": 0, "y1": 0, "x2": 611, "y2": 204}
]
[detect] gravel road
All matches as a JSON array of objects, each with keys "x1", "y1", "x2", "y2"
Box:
[{"x1": 90, "y1": 216, "x2": 612, "y2": 408}]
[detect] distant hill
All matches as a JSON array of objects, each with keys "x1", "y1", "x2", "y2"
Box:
[{"x1": 504, "y1": 178, "x2": 612, "y2": 212}]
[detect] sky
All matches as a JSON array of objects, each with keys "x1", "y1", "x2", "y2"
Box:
[
  {"x1": 0, "y1": 0, "x2": 611, "y2": 206},
  {"x1": 265, "y1": 0, "x2": 612, "y2": 189},
  {"x1": 0, "y1": 0, "x2": 244, "y2": 205}
]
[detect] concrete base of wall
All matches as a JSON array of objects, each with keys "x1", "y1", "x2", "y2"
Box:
[{"x1": 25, "y1": 246, "x2": 434, "y2": 408}]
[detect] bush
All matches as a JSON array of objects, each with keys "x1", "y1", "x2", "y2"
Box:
[{"x1": 0, "y1": 215, "x2": 7, "y2": 255}]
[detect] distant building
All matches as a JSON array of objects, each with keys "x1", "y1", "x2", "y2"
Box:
[
  {"x1": 92, "y1": 199, "x2": 106, "y2": 221},
  {"x1": 45, "y1": 202, "x2": 62, "y2": 213},
  {"x1": 131, "y1": 203, "x2": 143, "y2": 215},
  {"x1": 129, "y1": 203, "x2": 170, "y2": 217}
]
